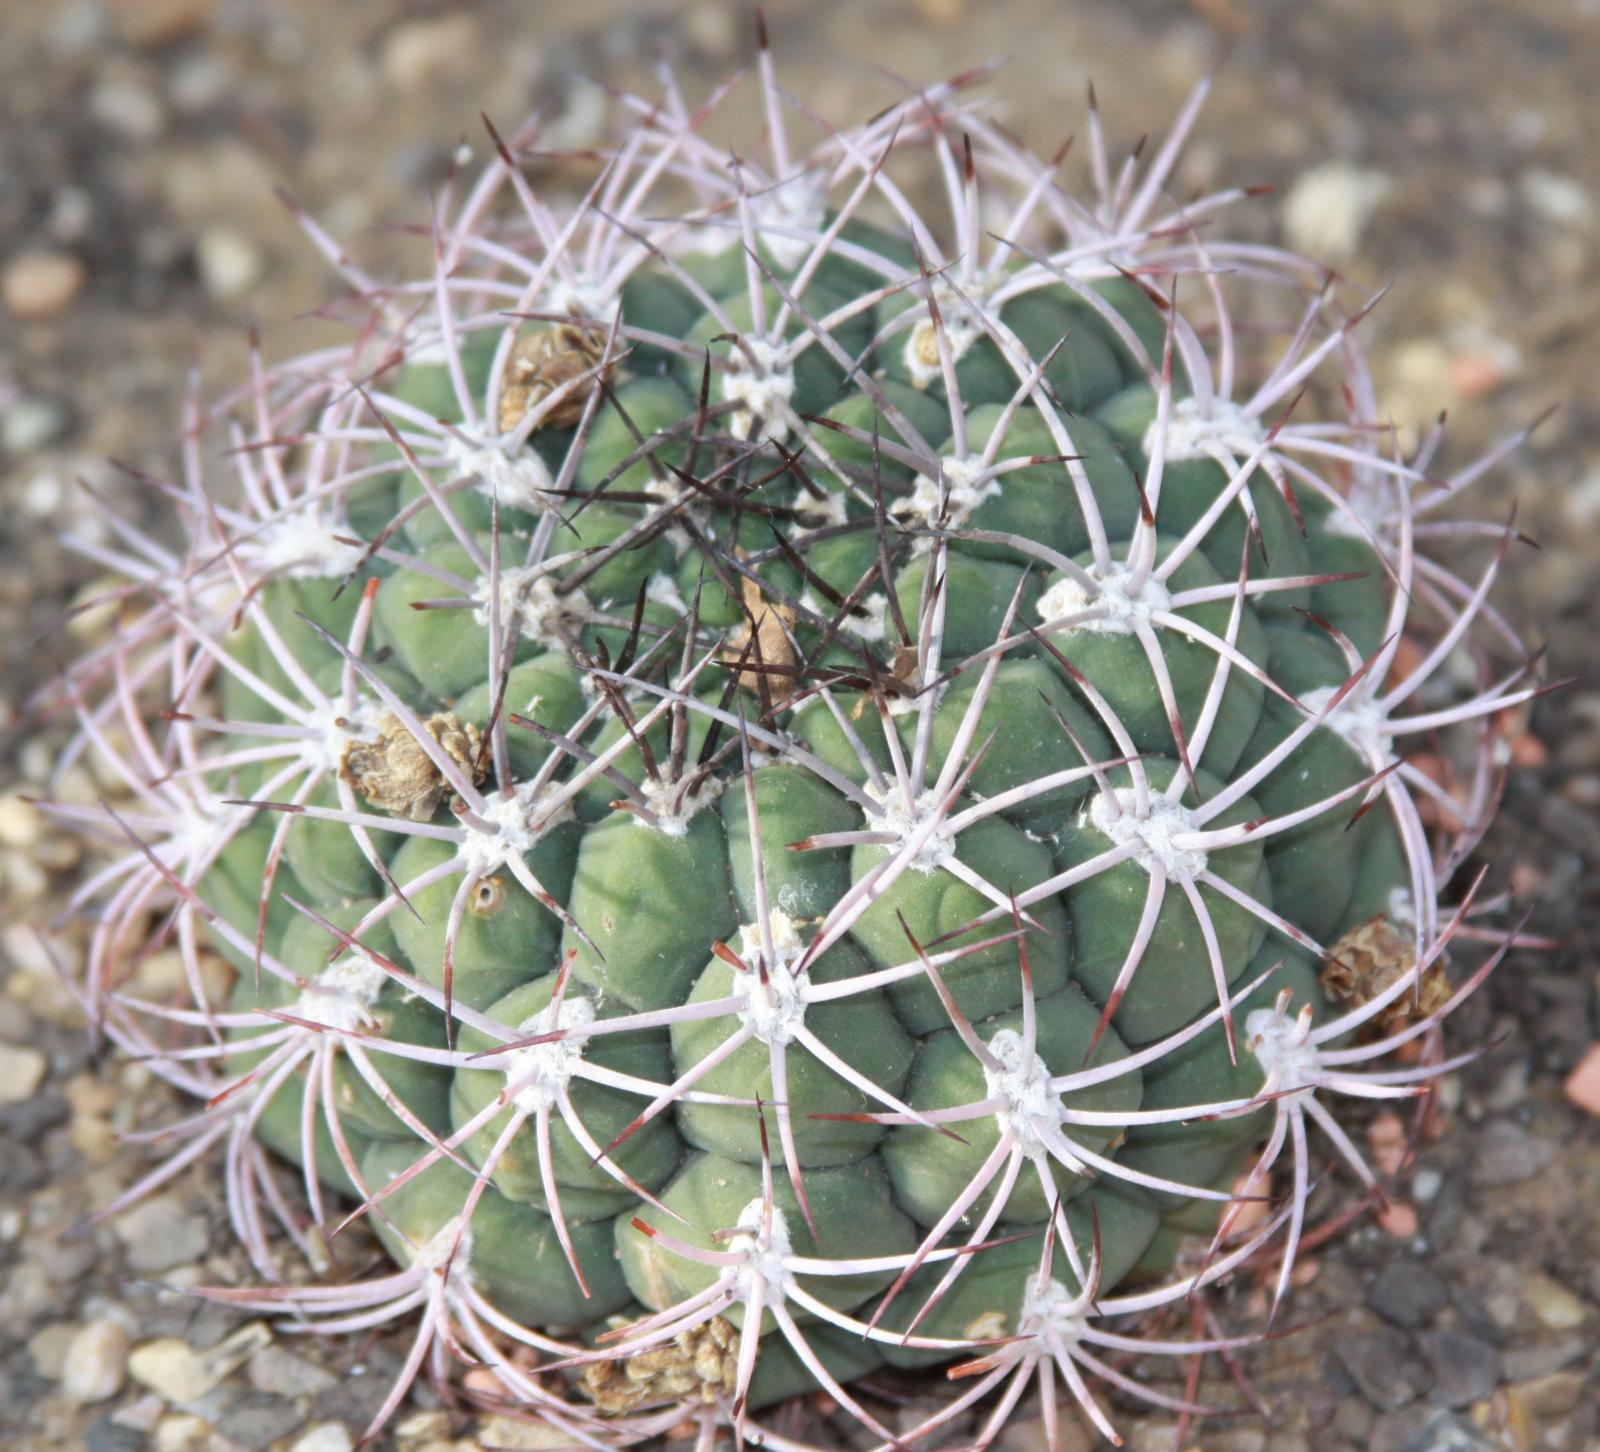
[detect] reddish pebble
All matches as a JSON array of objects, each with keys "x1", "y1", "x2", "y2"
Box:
[
  {"x1": 1562, "y1": 1044, "x2": 1600, "y2": 1117},
  {"x1": 1377, "y1": 1202, "x2": 1419, "y2": 1237},
  {"x1": 1369, "y1": 1110, "x2": 1408, "y2": 1178}
]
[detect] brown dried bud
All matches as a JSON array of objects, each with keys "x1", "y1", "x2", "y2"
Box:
[
  {"x1": 340, "y1": 711, "x2": 486, "y2": 822},
  {"x1": 1319, "y1": 915, "x2": 1451, "y2": 1034},
  {"x1": 497, "y1": 322, "x2": 609, "y2": 435},
  {"x1": 580, "y1": 1315, "x2": 739, "y2": 1415}
]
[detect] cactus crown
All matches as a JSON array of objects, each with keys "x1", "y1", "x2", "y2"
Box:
[{"x1": 50, "y1": 34, "x2": 1538, "y2": 1452}]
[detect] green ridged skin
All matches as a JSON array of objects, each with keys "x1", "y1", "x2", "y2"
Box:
[{"x1": 190, "y1": 223, "x2": 1441, "y2": 1414}]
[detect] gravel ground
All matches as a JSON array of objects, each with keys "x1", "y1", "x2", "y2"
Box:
[{"x1": 2, "y1": 2, "x2": 1597, "y2": 1450}]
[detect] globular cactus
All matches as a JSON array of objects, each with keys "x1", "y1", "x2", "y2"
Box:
[{"x1": 48, "y1": 27, "x2": 1543, "y2": 1451}]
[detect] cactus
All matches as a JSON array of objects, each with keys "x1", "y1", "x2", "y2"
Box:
[{"x1": 46, "y1": 28, "x2": 1543, "y2": 1452}]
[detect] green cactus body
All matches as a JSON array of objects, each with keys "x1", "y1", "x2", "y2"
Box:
[{"x1": 62, "y1": 63, "x2": 1527, "y2": 1450}]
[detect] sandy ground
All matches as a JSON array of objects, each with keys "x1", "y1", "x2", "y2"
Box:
[{"x1": 2, "y1": 2, "x2": 1597, "y2": 1449}]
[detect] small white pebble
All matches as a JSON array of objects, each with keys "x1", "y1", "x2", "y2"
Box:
[
  {"x1": 1282, "y1": 162, "x2": 1392, "y2": 262},
  {"x1": 195, "y1": 227, "x2": 263, "y2": 301},
  {"x1": 63, "y1": 1319, "x2": 133, "y2": 1404},
  {"x1": 1, "y1": 251, "x2": 86, "y2": 320},
  {"x1": 289, "y1": 1424, "x2": 355, "y2": 1452},
  {"x1": 129, "y1": 1340, "x2": 211, "y2": 1405},
  {"x1": 0, "y1": 1044, "x2": 48, "y2": 1105},
  {"x1": 0, "y1": 796, "x2": 41, "y2": 848}
]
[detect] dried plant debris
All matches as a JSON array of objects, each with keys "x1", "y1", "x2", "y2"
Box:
[
  {"x1": 339, "y1": 711, "x2": 485, "y2": 820},
  {"x1": 580, "y1": 1316, "x2": 739, "y2": 1413},
  {"x1": 498, "y1": 322, "x2": 611, "y2": 435}
]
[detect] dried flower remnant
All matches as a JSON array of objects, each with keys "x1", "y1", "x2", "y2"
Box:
[
  {"x1": 580, "y1": 1315, "x2": 739, "y2": 1413},
  {"x1": 498, "y1": 322, "x2": 611, "y2": 435},
  {"x1": 340, "y1": 711, "x2": 486, "y2": 821},
  {"x1": 1320, "y1": 914, "x2": 1452, "y2": 1033}
]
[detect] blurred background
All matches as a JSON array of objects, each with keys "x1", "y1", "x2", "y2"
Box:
[{"x1": 1, "y1": 2, "x2": 1596, "y2": 1450}]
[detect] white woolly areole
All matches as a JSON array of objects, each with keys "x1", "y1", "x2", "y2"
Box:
[
  {"x1": 1244, "y1": 1003, "x2": 1320, "y2": 1098},
  {"x1": 865, "y1": 779, "x2": 956, "y2": 874},
  {"x1": 730, "y1": 1197, "x2": 794, "y2": 1300},
  {"x1": 645, "y1": 571, "x2": 688, "y2": 616},
  {"x1": 636, "y1": 771, "x2": 723, "y2": 837},
  {"x1": 754, "y1": 178, "x2": 827, "y2": 271},
  {"x1": 470, "y1": 564, "x2": 579, "y2": 648},
  {"x1": 250, "y1": 508, "x2": 366, "y2": 581},
  {"x1": 684, "y1": 177, "x2": 827, "y2": 272},
  {"x1": 1148, "y1": 395, "x2": 1265, "y2": 464},
  {"x1": 1038, "y1": 563, "x2": 1171, "y2": 637},
  {"x1": 896, "y1": 454, "x2": 1000, "y2": 536},
  {"x1": 1086, "y1": 789, "x2": 1207, "y2": 879},
  {"x1": 1022, "y1": 1275, "x2": 1087, "y2": 1343},
  {"x1": 799, "y1": 589, "x2": 889, "y2": 643},
  {"x1": 982, "y1": 1028, "x2": 1072, "y2": 1159},
  {"x1": 721, "y1": 339, "x2": 796, "y2": 444},
  {"x1": 547, "y1": 275, "x2": 620, "y2": 322},
  {"x1": 504, "y1": 994, "x2": 597, "y2": 1114},
  {"x1": 905, "y1": 284, "x2": 988, "y2": 390},
  {"x1": 292, "y1": 951, "x2": 389, "y2": 1035},
  {"x1": 304, "y1": 696, "x2": 382, "y2": 773},
  {"x1": 1301, "y1": 684, "x2": 1394, "y2": 763},
  {"x1": 732, "y1": 910, "x2": 811, "y2": 1046},
  {"x1": 449, "y1": 436, "x2": 555, "y2": 511},
  {"x1": 410, "y1": 1215, "x2": 473, "y2": 1280},
  {"x1": 458, "y1": 787, "x2": 568, "y2": 876}
]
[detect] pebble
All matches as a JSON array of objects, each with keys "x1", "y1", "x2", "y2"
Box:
[
  {"x1": 1511, "y1": 1369, "x2": 1586, "y2": 1416},
  {"x1": 2, "y1": 398, "x2": 69, "y2": 455},
  {"x1": 1519, "y1": 169, "x2": 1594, "y2": 228},
  {"x1": 128, "y1": 1341, "x2": 214, "y2": 1406},
  {"x1": 215, "y1": 1390, "x2": 305, "y2": 1447},
  {"x1": 1335, "y1": 1325, "x2": 1433, "y2": 1411},
  {"x1": 1469, "y1": 1121, "x2": 1557, "y2": 1186},
  {"x1": 28, "y1": 1321, "x2": 78, "y2": 1379},
  {"x1": 1398, "y1": 1411, "x2": 1500, "y2": 1452},
  {"x1": 1523, "y1": 1271, "x2": 1587, "y2": 1329},
  {"x1": 109, "y1": 0, "x2": 216, "y2": 48},
  {"x1": 379, "y1": 15, "x2": 480, "y2": 91},
  {"x1": 2, "y1": 250, "x2": 87, "y2": 320},
  {"x1": 195, "y1": 227, "x2": 263, "y2": 301},
  {"x1": 1282, "y1": 161, "x2": 1392, "y2": 261},
  {"x1": 246, "y1": 1344, "x2": 336, "y2": 1397},
  {"x1": 62, "y1": 1319, "x2": 133, "y2": 1405},
  {"x1": 1369, "y1": 1261, "x2": 1449, "y2": 1328},
  {"x1": 1560, "y1": 1043, "x2": 1600, "y2": 1115},
  {"x1": 85, "y1": 1415, "x2": 149, "y2": 1452},
  {"x1": 476, "y1": 1415, "x2": 588, "y2": 1449},
  {"x1": 152, "y1": 1413, "x2": 216, "y2": 1452},
  {"x1": 289, "y1": 1426, "x2": 355, "y2": 1452},
  {"x1": 997, "y1": 1415, "x2": 1092, "y2": 1452},
  {"x1": 1416, "y1": 1329, "x2": 1500, "y2": 1408},
  {"x1": 112, "y1": 1191, "x2": 212, "y2": 1272},
  {"x1": 129, "y1": 1322, "x2": 270, "y2": 1406},
  {"x1": 88, "y1": 75, "x2": 167, "y2": 140},
  {"x1": 0, "y1": 1044, "x2": 48, "y2": 1105}
]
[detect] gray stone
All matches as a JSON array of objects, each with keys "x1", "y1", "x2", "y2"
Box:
[
  {"x1": 214, "y1": 1391, "x2": 310, "y2": 1449},
  {"x1": 112, "y1": 1193, "x2": 211, "y2": 1273},
  {"x1": 246, "y1": 1344, "x2": 337, "y2": 1398},
  {"x1": 1334, "y1": 1325, "x2": 1433, "y2": 1411},
  {"x1": 1370, "y1": 1261, "x2": 1450, "y2": 1328},
  {"x1": 84, "y1": 1415, "x2": 147, "y2": 1452},
  {"x1": 1398, "y1": 1410, "x2": 1500, "y2": 1451},
  {"x1": 1500, "y1": 1338, "x2": 1585, "y2": 1380},
  {"x1": 1416, "y1": 1329, "x2": 1499, "y2": 1408},
  {"x1": 1470, "y1": 1121, "x2": 1557, "y2": 1187}
]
